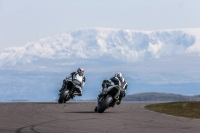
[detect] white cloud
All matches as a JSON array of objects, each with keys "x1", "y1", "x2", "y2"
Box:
[{"x1": 0, "y1": 28, "x2": 199, "y2": 69}]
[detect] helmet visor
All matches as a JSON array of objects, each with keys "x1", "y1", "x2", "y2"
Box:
[{"x1": 78, "y1": 68, "x2": 84, "y2": 76}]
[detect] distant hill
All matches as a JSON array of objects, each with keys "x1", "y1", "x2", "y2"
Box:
[{"x1": 123, "y1": 92, "x2": 200, "y2": 102}]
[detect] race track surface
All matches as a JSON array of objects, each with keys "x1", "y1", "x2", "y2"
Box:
[{"x1": 0, "y1": 102, "x2": 200, "y2": 133}]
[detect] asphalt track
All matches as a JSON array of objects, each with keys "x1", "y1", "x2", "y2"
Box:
[{"x1": 0, "y1": 102, "x2": 200, "y2": 133}]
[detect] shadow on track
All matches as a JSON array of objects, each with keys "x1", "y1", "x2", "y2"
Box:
[
  {"x1": 66, "y1": 111, "x2": 116, "y2": 113},
  {"x1": 66, "y1": 111, "x2": 96, "y2": 113},
  {"x1": 36, "y1": 102, "x2": 85, "y2": 104}
]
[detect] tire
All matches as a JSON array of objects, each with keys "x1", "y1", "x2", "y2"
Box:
[
  {"x1": 58, "y1": 89, "x2": 69, "y2": 103},
  {"x1": 58, "y1": 97, "x2": 63, "y2": 103},
  {"x1": 97, "y1": 95, "x2": 113, "y2": 113}
]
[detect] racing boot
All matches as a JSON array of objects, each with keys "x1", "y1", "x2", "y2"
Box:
[
  {"x1": 72, "y1": 86, "x2": 82, "y2": 96},
  {"x1": 73, "y1": 92, "x2": 82, "y2": 96}
]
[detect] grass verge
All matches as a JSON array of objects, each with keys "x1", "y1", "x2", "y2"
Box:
[{"x1": 145, "y1": 101, "x2": 200, "y2": 119}]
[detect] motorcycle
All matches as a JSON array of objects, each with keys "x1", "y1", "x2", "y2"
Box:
[
  {"x1": 95, "y1": 85, "x2": 124, "y2": 113},
  {"x1": 58, "y1": 74, "x2": 83, "y2": 103}
]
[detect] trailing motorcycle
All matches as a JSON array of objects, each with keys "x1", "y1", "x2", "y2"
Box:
[
  {"x1": 95, "y1": 85, "x2": 124, "y2": 113},
  {"x1": 58, "y1": 75, "x2": 83, "y2": 103}
]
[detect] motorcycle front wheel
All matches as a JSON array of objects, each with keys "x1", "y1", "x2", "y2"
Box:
[
  {"x1": 97, "y1": 95, "x2": 113, "y2": 113},
  {"x1": 58, "y1": 89, "x2": 69, "y2": 103}
]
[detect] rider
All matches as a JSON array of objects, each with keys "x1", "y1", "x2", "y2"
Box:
[
  {"x1": 59, "y1": 67, "x2": 86, "y2": 96},
  {"x1": 94, "y1": 72, "x2": 128, "y2": 111}
]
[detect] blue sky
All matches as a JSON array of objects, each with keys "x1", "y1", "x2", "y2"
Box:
[{"x1": 0, "y1": 0, "x2": 200, "y2": 51}]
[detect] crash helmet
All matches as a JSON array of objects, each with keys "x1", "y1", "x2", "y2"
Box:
[
  {"x1": 77, "y1": 67, "x2": 84, "y2": 76},
  {"x1": 115, "y1": 72, "x2": 124, "y2": 82}
]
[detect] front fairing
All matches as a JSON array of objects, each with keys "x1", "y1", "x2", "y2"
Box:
[{"x1": 106, "y1": 85, "x2": 121, "y2": 99}]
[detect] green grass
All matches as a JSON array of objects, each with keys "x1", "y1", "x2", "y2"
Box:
[{"x1": 145, "y1": 101, "x2": 200, "y2": 119}]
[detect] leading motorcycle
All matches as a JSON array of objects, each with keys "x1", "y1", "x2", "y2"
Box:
[{"x1": 58, "y1": 74, "x2": 83, "y2": 103}]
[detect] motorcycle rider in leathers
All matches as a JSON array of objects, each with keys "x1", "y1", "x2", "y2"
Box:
[
  {"x1": 59, "y1": 67, "x2": 86, "y2": 97},
  {"x1": 94, "y1": 72, "x2": 128, "y2": 111}
]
